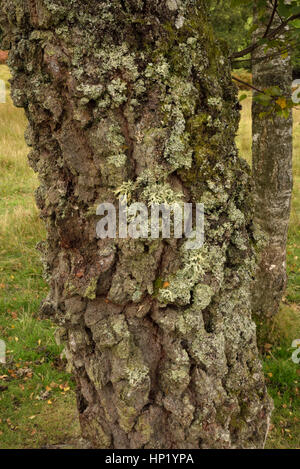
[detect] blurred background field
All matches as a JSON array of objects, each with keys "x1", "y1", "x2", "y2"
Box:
[{"x1": 0, "y1": 65, "x2": 299, "y2": 448}]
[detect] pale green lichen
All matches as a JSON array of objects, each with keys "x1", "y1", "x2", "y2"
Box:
[
  {"x1": 114, "y1": 180, "x2": 136, "y2": 201},
  {"x1": 107, "y1": 153, "x2": 127, "y2": 168},
  {"x1": 132, "y1": 289, "x2": 143, "y2": 303},
  {"x1": 207, "y1": 96, "x2": 223, "y2": 110},
  {"x1": 114, "y1": 169, "x2": 183, "y2": 206},
  {"x1": 107, "y1": 78, "x2": 127, "y2": 107},
  {"x1": 77, "y1": 83, "x2": 104, "y2": 100},
  {"x1": 141, "y1": 182, "x2": 183, "y2": 206},
  {"x1": 127, "y1": 362, "x2": 149, "y2": 387},
  {"x1": 163, "y1": 114, "x2": 193, "y2": 169},
  {"x1": 193, "y1": 283, "x2": 214, "y2": 310},
  {"x1": 83, "y1": 278, "x2": 98, "y2": 300},
  {"x1": 116, "y1": 403, "x2": 138, "y2": 433},
  {"x1": 158, "y1": 244, "x2": 226, "y2": 305},
  {"x1": 95, "y1": 43, "x2": 139, "y2": 80},
  {"x1": 111, "y1": 316, "x2": 130, "y2": 339}
]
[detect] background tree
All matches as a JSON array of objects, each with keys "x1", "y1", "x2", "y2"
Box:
[
  {"x1": 0, "y1": 0, "x2": 271, "y2": 449},
  {"x1": 251, "y1": 2, "x2": 293, "y2": 338},
  {"x1": 211, "y1": 0, "x2": 299, "y2": 340}
]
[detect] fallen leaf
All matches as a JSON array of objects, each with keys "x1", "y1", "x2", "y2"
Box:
[{"x1": 276, "y1": 97, "x2": 287, "y2": 109}]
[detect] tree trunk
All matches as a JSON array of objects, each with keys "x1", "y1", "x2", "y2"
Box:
[
  {"x1": 0, "y1": 50, "x2": 8, "y2": 64},
  {"x1": 252, "y1": 6, "x2": 293, "y2": 336},
  {"x1": 0, "y1": 0, "x2": 272, "y2": 449}
]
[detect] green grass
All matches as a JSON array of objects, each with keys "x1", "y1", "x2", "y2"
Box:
[
  {"x1": 264, "y1": 338, "x2": 300, "y2": 449},
  {"x1": 0, "y1": 66, "x2": 299, "y2": 448},
  {"x1": 0, "y1": 65, "x2": 79, "y2": 448}
]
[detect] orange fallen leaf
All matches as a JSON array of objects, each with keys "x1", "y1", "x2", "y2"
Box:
[
  {"x1": 264, "y1": 343, "x2": 272, "y2": 350},
  {"x1": 276, "y1": 97, "x2": 287, "y2": 109}
]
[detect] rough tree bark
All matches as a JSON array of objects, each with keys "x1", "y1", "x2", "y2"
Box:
[
  {"x1": 252, "y1": 6, "x2": 293, "y2": 332},
  {"x1": 0, "y1": 0, "x2": 272, "y2": 449}
]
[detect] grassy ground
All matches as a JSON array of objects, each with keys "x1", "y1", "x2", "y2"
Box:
[{"x1": 0, "y1": 65, "x2": 299, "y2": 448}]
